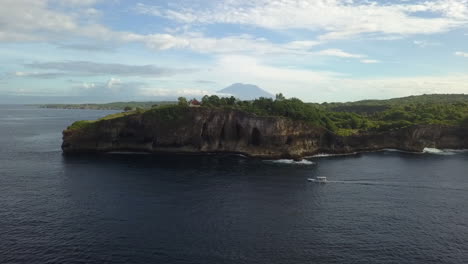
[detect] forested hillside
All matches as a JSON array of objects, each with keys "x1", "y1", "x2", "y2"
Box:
[
  {"x1": 63, "y1": 94, "x2": 468, "y2": 137},
  {"x1": 196, "y1": 94, "x2": 468, "y2": 135}
]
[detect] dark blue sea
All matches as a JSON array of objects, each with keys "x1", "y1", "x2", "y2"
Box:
[{"x1": 1, "y1": 105, "x2": 468, "y2": 264}]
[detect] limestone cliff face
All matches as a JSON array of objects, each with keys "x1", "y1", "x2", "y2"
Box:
[
  {"x1": 326, "y1": 125, "x2": 468, "y2": 154},
  {"x1": 62, "y1": 108, "x2": 327, "y2": 158},
  {"x1": 62, "y1": 107, "x2": 468, "y2": 158}
]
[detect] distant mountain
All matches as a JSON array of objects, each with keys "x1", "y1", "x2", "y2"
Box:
[{"x1": 217, "y1": 83, "x2": 274, "y2": 100}]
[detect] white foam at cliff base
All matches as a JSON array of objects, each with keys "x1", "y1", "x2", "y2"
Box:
[
  {"x1": 266, "y1": 159, "x2": 315, "y2": 165},
  {"x1": 423, "y1": 148, "x2": 468, "y2": 155},
  {"x1": 233, "y1": 154, "x2": 249, "y2": 158},
  {"x1": 310, "y1": 152, "x2": 358, "y2": 158}
]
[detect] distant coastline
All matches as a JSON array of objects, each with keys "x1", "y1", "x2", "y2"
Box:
[{"x1": 40, "y1": 101, "x2": 176, "y2": 111}]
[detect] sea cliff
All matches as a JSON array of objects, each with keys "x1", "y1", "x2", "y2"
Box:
[{"x1": 62, "y1": 107, "x2": 468, "y2": 159}]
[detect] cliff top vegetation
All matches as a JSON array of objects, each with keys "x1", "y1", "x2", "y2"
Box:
[{"x1": 66, "y1": 94, "x2": 468, "y2": 136}]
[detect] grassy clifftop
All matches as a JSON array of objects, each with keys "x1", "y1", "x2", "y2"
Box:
[
  {"x1": 65, "y1": 94, "x2": 468, "y2": 137},
  {"x1": 66, "y1": 105, "x2": 191, "y2": 132}
]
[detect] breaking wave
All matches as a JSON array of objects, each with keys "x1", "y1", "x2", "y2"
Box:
[
  {"x1": 265, "y1": 159, "x2": 315, "y2": 165},
  {"x1": 423, "y1": 148, "x2": 468, "y2": 155},
  {"x1": 310, "y1": 152, "x2": 358, "y2": 158}
]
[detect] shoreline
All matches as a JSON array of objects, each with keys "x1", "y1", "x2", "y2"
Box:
[{"x1": 62, "y1": 147, "x2": 468, "y2": 162}]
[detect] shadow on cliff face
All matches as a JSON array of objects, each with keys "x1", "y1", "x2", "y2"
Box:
[{"x1": 250, "y1": 127, "x2": 261, "y2": 146}]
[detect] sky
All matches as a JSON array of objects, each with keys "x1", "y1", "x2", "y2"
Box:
[{"x1": 1, "y1": 0, "x2": 468, "y2": 103}]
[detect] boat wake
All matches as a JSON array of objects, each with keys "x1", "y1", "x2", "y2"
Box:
[
  {"x1": 313, "y1": 179, "x2": 468, "y2": 191},
  {"x1": 326, "y1": 180, "x2": 388, "y2": 185}
]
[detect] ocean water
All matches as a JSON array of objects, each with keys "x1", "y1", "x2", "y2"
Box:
[{"x1": 1, "y1": 105, "x2": 468, "y2": 264}]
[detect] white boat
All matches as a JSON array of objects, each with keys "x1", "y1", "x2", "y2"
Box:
[{"x1": 308, "y1": 176, "x2": 327, "y2": 183}]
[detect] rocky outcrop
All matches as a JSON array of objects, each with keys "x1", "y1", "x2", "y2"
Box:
[
  {"x1": 327, "y1": 125, "x2": 468, "y2": 154},
  {"x1": 62, "y1": 107, "x2": 468, "y2": 159}
]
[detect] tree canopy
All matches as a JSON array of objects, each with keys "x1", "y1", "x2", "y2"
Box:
[{"x1": 175, "y1": 93, "x2": 468, "y2": 135}]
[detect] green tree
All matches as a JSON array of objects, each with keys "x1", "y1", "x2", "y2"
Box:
[
  {"x1": 178, "y1": 97, "x2": 188, "y2": 106},
  {"x1": 123, "y1": 106, "x2": 132, "y2": 111},
  {"x1": 201, "y1": 95, "x2": 221, "y2": 106},
  {"x1": 275, "y1": 93, "x2": 286, "y2": 101}
]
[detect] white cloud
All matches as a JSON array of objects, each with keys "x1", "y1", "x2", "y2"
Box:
[
  {"x1": 284, "y1": 41, "x2": 321, "y2": 50},
  {"x1": 0, "y1": 0, "x2": 78, "y2": 42},
  {"x1": 5, "y1": 0, "x2": 448, "y2": 60},
  {"x1": 1, "y1": 0, "x2": 467, "y2": 58},
  {"x1": 136, "y1": 0, "x2": 468, "y2": 40},
  {"x1": 24, "y1": 61, "x2": 194, "y2": 77},
  {"x1": 413, "y1": 40, "x2": 441, "y2": 48},
  {"x1": 336, "y1": 74, "x2": 468, "y2": 101},
  {"x1": 0, "y1": 0, "x2": 323, "y2": 56},
  {"x1": 0, "y1": 0, "x2": 114, "y2": 43},
  {"x1": 0, "y1": 0, "x2": 322, "y2": 56},
  {"x1": 72, "y1": 79, "x2": 147, "y2": 98},
  {"x1": 119, "y1": 33, "x2": 320, "y2": 55},
  {"x1": 213, "y1": 55, "x2": 336, "y2": 84},
  {"x1": 50, "y1": 0, "x2": 101, "y2": 6},
  {"x1": 455, "y1": 51, "x2": 468, "y2": 57},
  {"x1": 317, "y1": 49, "x2": 364, "y2": 58},
  {"x1": 139, "y1": 87, "x2": 215, "y2": 97},
  {"x1": 360, "y1": 59, "x2": 380, "y2": 64},
  {"x1": 2, "y1": 0, "x2": 468, "y2": 103},
  {"x1": 14, "y1": 72, "x2": 32, "y2": 77},
  {"x1": 315, "y1": 49, "x2": 380, "y2": 63},
  {"x1": 134, "y1": 3, "x2": 162, "y2": 16},
  {"x1": 10, "y1": 71, "x2": 65, "y2": 79},
  {"x1": 81, "y1": 82, "x2": 96, "y2": 89},
  {"x1": 197, "y1": 55, "x2": 468, "y2": 102},
  {"x1": 413, "y1": 0, "x2": 468, "y2": 19},
  {"x1": 139, "y1": 88, "x2": 171, "y2": 97},
  {"x1": 106, "y1": 78, "x2": 122, "y2": 89}
]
